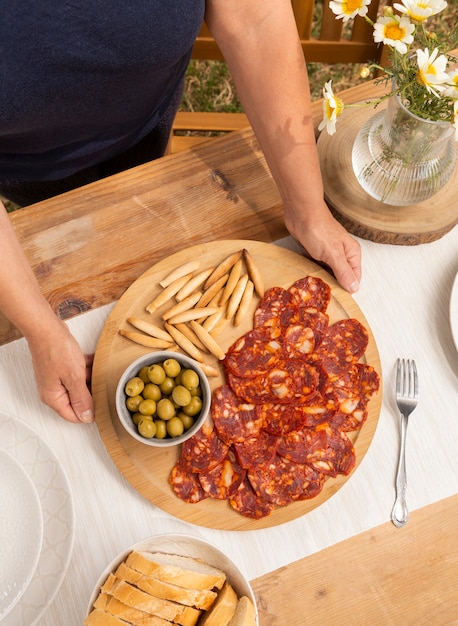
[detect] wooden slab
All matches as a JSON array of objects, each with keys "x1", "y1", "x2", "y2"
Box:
[
  {"x1": 317, "y1": 104, "x2": 458, "y2": 245},
  {"x1": 251, "y1": 493, "x2": 458, "y2": 624},
  {"x1": 92, "y1": 240, "x2": 382, "y2": 531}
]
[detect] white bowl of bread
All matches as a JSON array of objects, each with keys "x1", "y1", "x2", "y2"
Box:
[{"x1": 85, "y1": 534, "x2": 258, "y2": 626}]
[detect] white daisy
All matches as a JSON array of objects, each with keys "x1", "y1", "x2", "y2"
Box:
[
  {"x1": 373, "y1": 15, "x2": 415, "y2": 54},
  {"x1": 329, "y1": 0, "x2": 371, "y2": 22},
  {"x1": 416, "y1": 47, "x2": 450, "y2": 97},
  {"x1": 318, "y1": 81, "x2": 345, "y2": 136},
  {"x1": 393, "y1": 0, "x2": 447, "y2": 23}
]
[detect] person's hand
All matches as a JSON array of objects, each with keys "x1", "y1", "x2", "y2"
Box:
[
  {"x1": 284, "y1": 203, "x2": 361, "y2": 293},
  {"x1": 26, "y1": 320, "x2": 94, "y2": 423}
]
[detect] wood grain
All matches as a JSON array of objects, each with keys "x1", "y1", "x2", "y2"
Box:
[
  {"x1": 251, "y1": 493, "x2": 458, "y2": 624},
  {"x1": 92, "y1": 240, "x2": 382, "y2": 531},
  {"x1": 317, "y1": 104, "x2": 458, "y2": 245}
]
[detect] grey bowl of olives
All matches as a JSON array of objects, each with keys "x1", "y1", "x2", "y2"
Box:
[{"x1": 115, "y1": 351, "x2": 211, "y2": 447}]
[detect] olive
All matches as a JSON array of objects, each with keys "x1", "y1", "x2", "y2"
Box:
[
  {"x1": 138, "y1": 366, "x2": 150, "y2": 384},
  {"x1": 138, "y1": 418, "x2": 156, "y2": 439},
  {"x1": 154, "y1": 419, "x2": 167, "y2": 439},
  {"x1": 181, "y1": 368, "x2": 199, "y2": 390},
  {"x1": 131, "y1": 412, "x2": 143, "y2": 425},
  {"x1": 163, "y1": 358, "x2": 181, "y2": 378},
  {"x1": 178, "y1": 412, "x2": 194, "y2": 431},
  {"x1": 172, "y1": 385, "x2": 192, "y2": 407},
  {"x1": 143, "y1": 383, "x2": 162, "y2": 401},
  {"x1": 183, "y1": 396, "x2": 203, "y2": 417},
  {"x1": 138, "y1": 398, "x2": 157, "y2": 416},
  {"x1": 156, "y1": 398, "x2": 176, "y2": 421},
  {"x1": 159, "y1": 376, "x2": 175, "y2": 396},
  {"x1": 147, "y1": 364, "x2": 166, "y2": 385},
  {"x1": 167, "y1": 417, "x2": 184, "y2": 437},
  {"x1": 190, "y1": 385, "x2": 202, "y2": 397},
  {"x1": 125, "y1": 376, "x2": 145, "y2": 397},
  {"x1": 125, "y1": 395, "x2": 143, "y2": 412}
]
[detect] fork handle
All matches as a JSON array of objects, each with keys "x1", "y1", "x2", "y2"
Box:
[{"x1": 391, "y1": 413, "x2": 409, "y2": 528}]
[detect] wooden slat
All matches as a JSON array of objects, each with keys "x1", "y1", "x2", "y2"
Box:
[
  {"x1": 252, "y1": 493, "x2": 458, "y2": 624},
  {"x1": 291, "y1": 0, "x2": 314, "y2": 39},
  {"x1": 173, "y1": 111, "x2": 249, "y2": 132}
]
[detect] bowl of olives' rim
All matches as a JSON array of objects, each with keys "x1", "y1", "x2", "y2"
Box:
[{"x1": 115, "y1": 351, "x2": 211, "y2": 447}]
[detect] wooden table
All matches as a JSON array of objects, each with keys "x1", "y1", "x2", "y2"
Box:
[{"x1": 1, "y1": 79, "x2": 458, "y2": 625}]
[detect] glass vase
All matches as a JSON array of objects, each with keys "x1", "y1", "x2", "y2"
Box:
[{"x1": 351, "y1": 93, "x2": 457, "y2": 206}]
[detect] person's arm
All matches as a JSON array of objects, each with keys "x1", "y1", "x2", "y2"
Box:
[
  {"x1": 205, "y1": 0, "x2": 361, "y2": 292},
  {"x1": 0, "y1": 202, "x2": 94, "y2": 423}
]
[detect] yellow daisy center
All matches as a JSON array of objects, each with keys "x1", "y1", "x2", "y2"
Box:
[
  {"x1": 344, "y1": 0, "x2": 365, "y2": 13},
  {"x1": 384, "y1": 24, "x2": 404, "y2": 41}
]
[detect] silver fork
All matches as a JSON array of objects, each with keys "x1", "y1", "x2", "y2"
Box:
[{"x1": 391, "y1": 358, "x2": 419, "y2": 528}]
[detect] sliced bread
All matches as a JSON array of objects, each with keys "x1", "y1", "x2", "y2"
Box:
[
  {"x1": 104, "y1": 578, "x2": 201, "y2": 626},
  {"x1": 125, "y1": 551, "x2": 226, "y2": 591},
  {"x1": 227, "y1": 596, "x2": 257, "y2": 626},
  {"x1": 115, "y1": 562, "x2": 217, "y2": 610},
  {"x1": 93, "y1": 592, "x2": 173, "y2": 625},
  {"x1": 198, "y1": 582, "x2": 238, "y2": 626},
  {"x1": 84, "y1": 608, "x2": 130, "y2": 626}
]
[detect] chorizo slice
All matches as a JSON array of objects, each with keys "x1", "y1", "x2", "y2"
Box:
[
  {"x1": 179, "y1": 422, "x2": 229, "y2": 474},
  {"x1": 229, "y1": 477, "x2": 275, "y2": 520},
  {"x1": 318, "y1": 318, "x2": 369, "y2": 376},
  {"x1": 288, "y1": 276, "x2": 331, "y2": 312},
  {"x1": 198, "y1": 450, "x2": 246, "y2": 500},
  {"x1": 169, "y1": 462, "x2": 209, "y2": 503},
  {"x1": 233, "y1": 430, "x2": 277, "y2": 469},
  {"x1": 253, "y1": 286, "x2": 298, "y2": 333},
  {"x1": 211, "y1": 386, "x2": 264, "y2": 445},
  {"x1": 223, "y1": 326, "x2": 282, "y2": 379}
]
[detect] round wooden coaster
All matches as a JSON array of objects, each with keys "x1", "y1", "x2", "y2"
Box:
[{"x1": 317, "y1": 104, "x2": 458, "y2": 245}]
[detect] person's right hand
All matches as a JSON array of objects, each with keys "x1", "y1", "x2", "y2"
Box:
[{"x1": 26, "y1": 319, "x2": 94, "y2": 423}]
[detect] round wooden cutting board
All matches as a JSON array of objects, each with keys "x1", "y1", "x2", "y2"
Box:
[
  {"x1": 317, "y1": 104, "x2": 458, "y2": 245},
  {"x1": 92, "y1": 240, "x2": 382, "y2": 530}
]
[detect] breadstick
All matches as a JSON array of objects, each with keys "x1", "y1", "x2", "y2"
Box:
[
  {"x1": 189, "y1": 321, "x2": 226, "y2": 360},
  {"x1": 219, "y1": 258, "x2": 243, "y2": 306},
  {"x1": 202, "y1": 307, "x2": 224, "y2": 333},
  {"x1": 198, "y1": 362, "x2": 220, "y2": 377},
  {"x1": 161, "y1": 291, "x2": 202, "y2": 321},
  {"x1": 167, "y1": 306, "x2": 221, "y2": 325},
  {"x1": 145, "y1": 273, "x2": 192, "y2": 314},
  {"x1": 175, "y1": 267, "x2": 214, "y2": 301},
  {"x1": 198, "y1": 274, "x2": 229, "y2": 307},
  {"x1": 234, "y1": 279, "x2": 255, "y2": 327},
  {"x1": 174, "y1": 323, "x2": 209, "y2": 352},
  {"x1": 243, "y1": 248, "x2": 265, "y2": 297},
  {"x1": 209, "y1": 315, "x2": 231, "y2": 338},
  {"x1": 119, "y1": 330, "x2": 174, "y2": 349},
  {"x1": 163, "y1": 323, "x2": 204, "y2": 362},
  {"x1": 203, "y1": 250, "x2": 243, "y2": 290},
  {"x1": 126, "y1": 317, "x2": 174, "y2": 342},
  {"x1": 226, "y1": 273, "x2": 249, "y2": 320},
  {"x1": 159, "y1": 260, "x2": 200, "y2": 288}
]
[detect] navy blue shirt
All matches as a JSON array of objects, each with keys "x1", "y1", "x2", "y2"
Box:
[{"x1": 0, "y1": 2, "x2": 205, "y2": 180}]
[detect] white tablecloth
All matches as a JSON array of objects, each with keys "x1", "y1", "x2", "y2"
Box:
[{"x1": 1, "y1": 231, "x2": 457, "y2": 625}]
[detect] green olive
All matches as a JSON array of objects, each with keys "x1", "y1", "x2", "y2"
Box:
[
  {"x1": 138, "y1": 366, "x2": 150, "y2": 384},
  {"x1": 125, "y1": 376, "x2": 145, "y2": 397},
  {"x1": 147, "y1": 364, "x2": 166, "y2": 385},
  {"x1": 167, "y1": 417, "x2": 184, "y2": 437},
  {"x1": 163, "y1": 358, "x2": 181, "y2": 378},
  {"x1": 156, "y1": 398, "x2": 176, "y2": 421},
  {"x1": 138, "y1": 398, "x2": 157, "y2": 416},
  {"x1": 181, "y1": 368, "x2": 199, "y2": 390},
  {"x1": 159, "y1": 376, "x2": 175, "y2": 396},
  {"x1": 154, "y1": 419, "x2": 167, "y2": 439},
  {"x1": 125, "y1": 395, "x2": 143, "y2": 412},
  {"x1": 172, "y1": 385, "x2": 192, "y2": 407},
  {"x1": 131, "y1": 412, "x2": 143, "y2": 425},
  {"x1": 138, "y1": 418, "x2": 156, "y2": 439},
  {"x1": 190, "y1": 385, "x2": 202, "y2": 397},
  {"x1": 183, "y1": 396, "x2": 203, "y2": 417},
  {"x1": 178, "y1": 412, "x2": 195, "y2": 431},
  {"x1": 143, "y1": 383, "x2": 162, "y2": 401}
]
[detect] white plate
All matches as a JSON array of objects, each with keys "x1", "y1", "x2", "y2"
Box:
[
  {"x1": 450, "y1": 270, "x2": 458, "y2": 352},
  {"x1": 0, "y1": 412, "x2": 74, "y2": 626},
  {"x1": 0, "y1": 449, "x2": 43, "y2": 620},
  {"x1": 87, "y1": 533, "x2": 258, "y2": 624}
]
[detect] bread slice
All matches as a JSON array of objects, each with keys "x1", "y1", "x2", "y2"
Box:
[
  {"x1": 198, "y1": 582, "x2": 238, "y2": 626},
  {"x1": 93, "y1": 592, "x2": 173, "y2": 625},
  {"x1": 115, "y1": 562, "x2": 217, "y2": 610},
  {"x1": 84, "y1": 608, "x2": 130, "y2": 626},
  {"x1": 102, "y1": 578, "x2": 201, "y2": 626},
  {"x1": 125, "y1": 552, "x2": 226, "y2": 591},
  {"x1": 227, "y1": 596, "x2": 257, "y2": 626}
]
